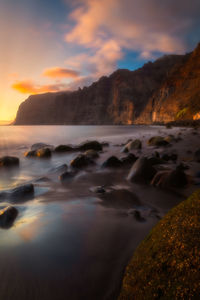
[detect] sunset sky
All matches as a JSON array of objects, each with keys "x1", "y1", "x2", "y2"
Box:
[{"x1": 0, "y1": 0, "x2": 200, "y2": 121}]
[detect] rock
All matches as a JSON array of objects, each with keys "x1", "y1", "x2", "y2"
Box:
[
  {"x1": 102, "y1": 156, "x2": 122, "y2": 168},
  {"x1": 24, "y1": 150, "x2": 37, "y2": 157},
  {"x1": 161, "y1": 152, "x2": 178, "y2": 162},
  {"x1": 123, "y1": 139, "x2": 142, "y2": 152},
  {"x1": 148, "y1": 156, "x2": 165, "y2": 165},
  {"x1": 127, "y1": 157, "x2": 156, "y2": 183},
  {"x1": 194, "y1": 149, "x2": 200, "y2": 162},
  {"x1": 100, "y1": 189, "x2": 140, "y2": 208},
  {"x1": 78, "y1": 141, "x2": 102, "y2": 151},
  {"x1": 164, "y1": 135, "x2": 175, "y2": 143},
  {"x1": 0, "y1": 156, "x2": 19, "y2": 168},
  {"x1": 84, "y1": 149, "x2": 99, "y2": 159},
  {"x1": 151, "y1": 166, "x2": 188, "y2": 189},
  {"x1": 90, "y1": 186, "x2": 106, "y2": 194},
  {"x1": 54, "y1": 145, "x2": 74, "y2": 153},
  {"x1": 148, "y1": 136, "x2": 169, "y2": 147},
  {"x1": 9, "y1": 183, "x2": 34, "y2": 200},
  {"x1": 132, "y1": 210, "x2": 145, "y2": 222},
  {"x1": 101, "y1": 142, "x2": 109, "y2": 147},
  {"x1": 70, "y1": 154, "x2": 94, "y2": 168},
  {"x1": 121, "y1": 153, "x2": 138, "y2": 166},
  {"x1": 59, "y1": 170, "x2": 77, "y2": 182},
  {"x1": 0, "y1": 206, "x2": 18, "y2": 228},
  {"x1": 25, "y1": 148, "x2": 51, "y2": 158},
  {"x1": 31, "y1": 143, "x2": 52, "y2": 151},
  {"x1": 36, "y1": 148, "x2": 52, "y2": 158}
]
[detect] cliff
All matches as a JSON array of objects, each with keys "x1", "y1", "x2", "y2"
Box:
[{"x1": 14, "y1": 43, "x2": 200, "y2": 125}]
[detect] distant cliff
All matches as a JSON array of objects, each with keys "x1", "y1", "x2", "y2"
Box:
[{"x1": 14, "y1": 43, "x2": 200, "y2": 125}]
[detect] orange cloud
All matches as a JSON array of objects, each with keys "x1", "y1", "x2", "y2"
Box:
[
  {"x1": 42, "y1": 67, "x2": 80, "y2": 78},
  {"x1": 12, "y1": 80, "x2": 68, "y2": 94}
]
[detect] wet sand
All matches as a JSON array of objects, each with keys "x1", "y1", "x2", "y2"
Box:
[{"x1": 0, "y1": 125, "x2": 199, "y2": 300}]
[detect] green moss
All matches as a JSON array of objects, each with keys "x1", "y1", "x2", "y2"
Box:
[
  {"x1": 176, "y1": 107, "x2": 188, "y2": 119},
  {"x1": 119, "y1": 190, "x2": 200, "y2": 300}
]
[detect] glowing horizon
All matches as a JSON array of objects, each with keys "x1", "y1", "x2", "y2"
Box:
[{"x1": 1, "y1": 0, "x2": 200, "y2": 121}]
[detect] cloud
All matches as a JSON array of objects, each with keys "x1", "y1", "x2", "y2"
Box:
[
  {"x1": 42, "y1": 67, "x2": 80, "y2": 78},
  {"x1": 12, "y1": 80, "x2": 68, "y2": 94},
  {"x1": 64, "y1": 0, "x2": 200, "y2": 85}
]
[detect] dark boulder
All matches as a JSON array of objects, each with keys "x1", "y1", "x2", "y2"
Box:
[
  {"x1": 148, "y1": 136, "x2": 169, "y2": 147},
  {"x1": 122, "y1": 139, "x2": 142, "y2": 152},
  {"x1": 70, "y1": 154, "x2": 94, "y2": 169},
  {"x1": 100, "y1": 189, "x2": 140, "y2": 208},
  {"x1": 151, "y1": 165, "x2": 188, "y2": 189},
  {"x1": 127, "y1": 157, "x2": 157, "y2": 183},
  {"x1": 84, "y1": 149, "x2": 99, "y2": 159},
  {"x1": 36, "y1": 148, "x2": 52, "y2": 158},
  {"x1": 31, "y1": 143, "x2": 52, "y2": 151},
  {"x1": 9, "y1": 183, "x2": 34, "y2": 201},
  {"x1": 121, "y1": 153, "x2": 138, "y2": 166},
  {"x1": 59, "y1": 170, "x2": 77, "y2": 182},
  {"x1": 0, "y1": 156, "x2": 19, "y2": 168},
  {"x1": 161, "y1": 152, "x2": 178, "y2": 162},
  {"x1": 132, "y1": 210, "x2": 146, "y2": 222},
  {"x1": 102, "y1": 156, "x2": 122, "y2": 168},
  {"x1": 78, "y1": 141, "x2": 102, "y2": 151},
  {"x1": 0, "y1": 206, "x2": 18, "y2": 229},
  {"x1": 54, "y1": 145, "x2": 74, "y2": 153}
]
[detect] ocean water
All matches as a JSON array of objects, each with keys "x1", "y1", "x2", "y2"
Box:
[{"x1": 0, "y1": 125, "x2": 182, "y2": 300}]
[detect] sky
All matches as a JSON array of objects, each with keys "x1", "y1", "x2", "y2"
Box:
[{"x1": 0, "y1": 0, "x2": 200, "y2": 121}]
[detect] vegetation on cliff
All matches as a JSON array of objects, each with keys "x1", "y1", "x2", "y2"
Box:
[{"x1": 119, "y1": 189, "x2": 200, "y2": 300}]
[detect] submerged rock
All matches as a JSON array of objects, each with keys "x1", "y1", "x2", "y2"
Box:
[
  {"x1": 148, "y1": 136, "x2": 169, "y2": 147},
  {"x1": 90, "y1": 186, "x2": 106, "y2": 194},
  {"x1": 132, "y1": 210, "x2": 146, "y2": 222},
  {"x1": 25, "y1": 148, "x2": 52, "y2": 158},
  {"x1": 100, "y1": 188, "x2": 140, "y2": 208},
  {"x1": 161, "y1": 152, "x2": 178, "y2": 162},
  {"x1": 31, "y1": 143, "x2": 52, "y2": 151},
  {"x1": 102, "y1": 156, "x2": 122, "y2": 168},
  {"x1": 151, "y1": 165, "x2": 188, "y2": 189},
  {"x1": 121, "y1": 153, "x2": 138, "y2": 166},
  {"x1": 0, "y1": 156, "x2": 19, "y2": 168},
  {"x1": 70, "y1": 154, "x2": 94, "y2": 168},
  {"x1": 54, "y1": 145, "x2": 75, "y2": 153},
  {"x1": 84, "y1": 149, "x2": 99, "y2": 159},
  {"x1": 123, "y1": 139, "x2": 142, "y2": 152},
  {"x1": 78, "y1": 141, "x2": 102, "y2": 151},
  {"x1": 0, "y1": 206, "x2": 18, "y2": 229},
  {"x1": 9, "y1": 183, "x2": 34, "y2": 200},
  {"x1": 127, "y1": 157, "x2": 156, "y2": 183},
  {"x1": 59, "y1": 170, "x2": 77, "y2": 182}
]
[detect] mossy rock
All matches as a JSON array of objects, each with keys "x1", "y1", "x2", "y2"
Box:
[{"x1": 119, "y1": 190, "x2": 200, "y2": 300}]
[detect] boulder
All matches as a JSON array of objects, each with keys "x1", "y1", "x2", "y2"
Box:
[
  {"x1": 9, "y1": 183, "x2": 34, "y2": 200},
  {"x1": 25, "y1": 148, "x2": 52, "y2": 158},
  {"x1": 36, "y1": 148, "x2": 52, "y2": 158},
  {"x1": 70, "y1": 154, "x2": 94, "y2": 168},
  {"x1": 0, "y1": 206, "x2": 18, "y2": 229},
  {"x1": 127, "y1": 157, "x2": 156, "y2": 183},
  {"x1": 132, "y1": 210, "x2": 145, "y2": 222},
  {"x1": 0, "y1": 156, "x2": 19, "y2": 168},
  {"x1": 102, "y1": 156, "x2": 122, "y2": 168},
  {"x1": 164, "y1": 135, "x2": 175, "y2": 143},
  {"x1": 123, "y1": 139, "x2": 142, "y2": 152},
  {"x1": 151, "y1": 166, "x2": 188, "y2": 189},
  {"x1": 161, "y1": 152, "x2": 177, "y2": 162},
  {"x1": 84, "y1": 149, "x2": 99, "y2": 159},
  {"x1": 148, "y1": 136, "x2": 169, "y2": 147},
  {"x1": 31, "y1": 143, "x2": 52, "y2": 151},
  {"x1": 59, "y1": 170, "x2": 77, "y2": 182},
  {"x1": 100, "y1": 189, "x2": 140, "y2": 208},
  {"x1": 121, "y1": 153, "x2": 138, "y2": 166},
  {"x1": 54, "y1": 145, "x2": 75, "y2": 153},
  {"x1": 78, "y1": 141, "x2": 102, "y2": 151}
]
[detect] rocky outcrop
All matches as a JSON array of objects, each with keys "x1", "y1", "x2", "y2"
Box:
[{"x1": 14, "y1": 43, "x2": 200, "y2": 125}]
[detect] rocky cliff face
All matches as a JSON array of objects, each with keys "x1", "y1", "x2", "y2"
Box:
[{"x1": 14, "y1": 43, "x2": 200, "y2": 125}]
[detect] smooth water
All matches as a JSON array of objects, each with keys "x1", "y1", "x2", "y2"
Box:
[{"x1": 0, "y1": 126, "x2": 182, "y2": 300}]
